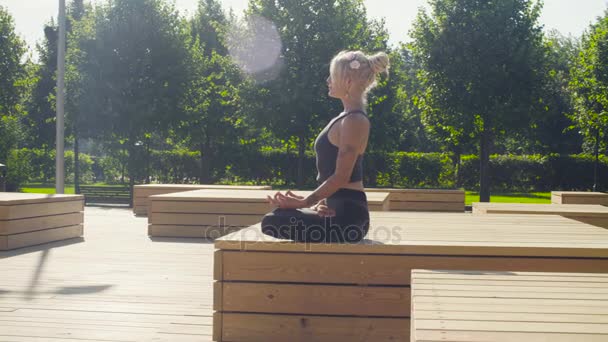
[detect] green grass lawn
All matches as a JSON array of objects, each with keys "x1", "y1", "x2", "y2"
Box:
[
  {"x1": 465, "y1": 191, "x2": 550, "y2": 205},
  {"x1": 21, "y1": 183, "x2": 551, "y2": 205},
  {"x1": 20, "y1": 183, "x2": 123, "y2": 195}
]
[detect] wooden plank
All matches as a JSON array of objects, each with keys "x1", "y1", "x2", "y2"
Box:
[
  {"x1": 221, "y1": 313, "x2": 410, "y2": 342},
  {"x1": 0, "y1": 193, "x2": 84, "y2": 205},
  {"x1": 150, "y1": 200, "x2": 272, "y2": 215},
  {"x1": 133, "y1": 184, "x2": 272, "y2": 216},
  {"x1": 150, "y1": 212, "x2": 261, "y2": 227},
  {"x1": 552, "y1": 191, "x2": 608, "y2": 206},
  {"x1": 0, "y1": 212, "x2": 84, "y2": 235},
  {"x1": 390, "y1": 201, "x2": 464, "y2": 212},
  {"x1": 473, "y1": 202, "x2": 608, "y2": 216},
  {"x1": 214, "y1": 250, "x2": 223, "y2": 281},
  {"x1": 214, "y1": 282, "x2": 223, "y2": 311},
  {"x1": 414, "y1": 330, "x2": 608, "y2": 342},
  {"x1": 213, "y1": 312, "x2": 223, "y2": 342},
  {"x1": 411, "y1": 270, "x2": 608, "y2": 342},
  {"x1": 220, "y1": 251, "x2": 608, "y2": 285},
  {"x1": 148, "y1": 225, "x2": 245, "y2": 238},
  {"x1": 0, "y1": 224, "x2": 83, "y2": 250},
  {"x1": 365, "y1": 188, "x2": 464, "y2": 202},
  {"x1": 0, "y1": 199, "x2": 84, "y2": 221},
  {"x1": 151, "y1": 189, "x2": 389, "y2": 206},
  {"x1": 221, "y1": 282, "x2": 410, "y2": 317}
]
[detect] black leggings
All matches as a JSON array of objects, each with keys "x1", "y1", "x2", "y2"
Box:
[{"x1": 261, "y1": 189, "x2": 370, "y2": 243}]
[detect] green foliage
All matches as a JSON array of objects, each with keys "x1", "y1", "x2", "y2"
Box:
[
  {"x1": 569, "y1": 10, "x2": 608, "y2": 153},
  {"x1": 5, "y1": 149, "x2": 33, "y2": 191},
  {"x1": 411, "y1": 0, "x2": 546, "y2": 199},
  {"x1": 0, "y1": 6, "x2": 27, "y2": 163}
]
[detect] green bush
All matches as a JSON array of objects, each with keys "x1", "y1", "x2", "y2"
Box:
[
  {"x1": 5, "y1": 149, "x2": 33, "y2": 191},
  {"x1": 459, "y1": 153, "x2": 608, "y2": 191}
]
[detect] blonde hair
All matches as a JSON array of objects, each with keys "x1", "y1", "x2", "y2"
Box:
[{"x1": 330, "y1": 50, "x2": 390, "y2": 102}]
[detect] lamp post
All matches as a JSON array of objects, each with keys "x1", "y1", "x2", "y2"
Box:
[
  {"x1": 56, "y1": 0, "x2": 66, "y2": 194},
  {"x1": 0, "y1": 163, "x2": 6, "y2": 192}
]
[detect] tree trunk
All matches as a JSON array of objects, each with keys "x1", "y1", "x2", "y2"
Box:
[
  {"x1": 453, "y1": 150, "x2": 461, "y2": 188},
  {"x1": 74, "y1": 131, "x2": 80, "y2": 194},
  {"x1": 145, "y1": 139, "x2": 151, "y2": 184},
  {"x1": 297, "y1": 133, "x2": 306, "y2": 188},
  {"x1": 479, "y1": 128, "x2": 491, "y2": 202},
  {"x1": 199, "y1": 132, "x2": 211, "y2": 184},
  {"x1": 127, "y1": 143, "x2": 136, "y2": 208},
  {"x1": 593, "y1": 128, "x2": 600, "y2": 192}
]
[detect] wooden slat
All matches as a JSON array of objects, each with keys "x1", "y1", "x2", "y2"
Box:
[
  {"x1": 221, "y1": 282, "x2": 410, "y2": 317},
  {"x1": 390, "y1": 201, "x2": 464, "y2": 212},
  {"x1": 149, "y1": 212, "x2": 262, "y2": 227},
  {"x1": 148, "y1": 225, "x2": 244, "y2": 238},
  {"x1": 219, "y1": 251, "x2": 608, "y2": 285},
  {"x1": 0, "y1": 193, "x2": 84, "y2": 205},
  {"x1": 473, "y1": 202, "x2": 608, "y2": 216},
  {"x1": 221, "y1": 313, "x2": 410, "y2": 342},
  {"x1": 151, "y1": 200, "x2": 272, "y2": 215},
  {"x1": 411, "y1": 270, "x2": 608, "y2": 342},
  {"x1": 150, "y1": 189, "x2": 389, "y2": 206},
  {"x1": 414, "y1": 330, "x2": 608, "y2": 342},
  {"x1": 552, "y1": 191, "x2": 608, "y2": 206},
  {"x1": 0, "y1": 224, "x2": 83, "y2": 250},
  {"x1": 0, "y1": 199, "x2": 84, "y2": 220},
  {"x1": 0, "y1": 212, "x2": 83, "y2": 235}
]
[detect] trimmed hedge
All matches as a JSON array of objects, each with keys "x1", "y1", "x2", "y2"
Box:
[
  {"x1": 459, "y1": 154, "x2": 608, "y2": 191},
  {"x1": 9, "y1": 146, "x2": 608, "y2": 192}
]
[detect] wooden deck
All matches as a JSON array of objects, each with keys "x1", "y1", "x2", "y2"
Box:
[
  {"x1": 472, "y1": 202, "x2": 608, "y2": 228},
  {"x1": 3, "y1": 209, "x2": 608, "y2": 342},
  {"x1": 365, "y1": 188, "x2": 465, "y2": 212},
  {"x1": 0, "y1": 207, "x2": 215, "y2": 342},
  {"x1": 214, "y1": 212, "x2": 608, "y2": 341},
  {"x1": 148, "y1": 189, "x2": 390, "y2": 238},
  {"x1": 552, "y1": 191, "x2": 608, "y2": 206},
  {"x1": 0, "y1": 193, "x2": 84, "y2": 250},
  {"x1": 133, "y1": 184, "x2": 272, "y2": 216},
  {"x1": 411, "y1": 269, "x2": 608, "y2": 342}
]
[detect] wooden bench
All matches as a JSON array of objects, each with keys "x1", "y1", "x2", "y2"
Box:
[
  {"x1": 472, "y1": 202, "x2": 608, "y2": 229},
  {"x1": 552, "y1": 191, "x2": 608, "y2": 206},
  {"x1": 365, "y1": 188, "x2": 465, "y2": 212},
  {"x1": 133, "y1": 184, "x2": 272, "y2": 216},
  {"x1": 79, "y1": 185, "x2": 131, "y2": 205},
  {"x1": 411, "y1": 269, "x2": 608, "y2": 341},
  {"x1": 0, "y1": 193, "x2": 84, "y2": 250},
  {"x1": 148, "y1": 189, "x2": 390, "y2": 238},
  {"x1": 212, "y1": 211, "x2": 608, "y2": 341}
]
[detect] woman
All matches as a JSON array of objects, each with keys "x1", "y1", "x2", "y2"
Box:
[{"x1": 262, "y1": 50, "x2": 390, "y2": 243}]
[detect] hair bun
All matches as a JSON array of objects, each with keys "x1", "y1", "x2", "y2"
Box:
[{"x1": 368, "y1": 52, "x2": 390, "y2": 75}]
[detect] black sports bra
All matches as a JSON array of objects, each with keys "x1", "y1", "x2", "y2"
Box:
[{"x1": 313, "y1": 110, "x2": 366, "y2": 183}]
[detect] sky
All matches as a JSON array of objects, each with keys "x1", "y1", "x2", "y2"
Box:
[{"x1": 1, "y1": 0, "x2": 607, "y2": 58}]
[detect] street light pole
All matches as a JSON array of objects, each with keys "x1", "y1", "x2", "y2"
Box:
[{"x1": 56, "y1": 0, "x2": 66, "y2": 194}]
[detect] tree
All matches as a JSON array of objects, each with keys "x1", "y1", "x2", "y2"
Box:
[
  {"x1": 244, "y1": 0, "x2": 388, "y2": 187},
  {"x1": 506, "y1": 31, "x2": 581, "y2": 155},
  {"x1": 81, "y1": 0, "x2": 190, "y2": 197},
  {"x1": 174, "y1": 0, "x2": 245, "y2": 183},
  {"x1": 411, "y1": 0, "x2": 545, "y2": 200},
  {"x1": 0, "y1": 6, "x2": 27, "y2": 165},
  {"x1": 65, "y1": 0, "x2": 92, "y2": 192},
  {"x1": 25, "y1": 21, "x2": 58, "y2": 156},
  {"x1": 569, "y1": 10, "x2": 608, "y2": 191}
]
